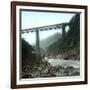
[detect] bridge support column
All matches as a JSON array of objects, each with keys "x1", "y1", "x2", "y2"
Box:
[
  {"x1": 36, "y1": 29, "x2": 41, "y2": 61},
  {"x1": 62, "y1": 24, "x2": 66, "y2": 40}
]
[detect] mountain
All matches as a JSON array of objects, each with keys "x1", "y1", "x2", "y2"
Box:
[
  {"x1": 40, "y1": 32, "x2": 61, "y2": 50},
  {"x1": 47, "y1": 14, "x2": 80, "y2": 60}
]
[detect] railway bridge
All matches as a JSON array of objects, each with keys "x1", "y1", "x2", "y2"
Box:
[{"x1": 21, "y1": 22, "x2": 70, "y2": 60}]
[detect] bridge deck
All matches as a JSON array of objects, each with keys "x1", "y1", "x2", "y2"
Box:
[{"x1": 21, "y1": 22, "x2": 69, "y2": 33}]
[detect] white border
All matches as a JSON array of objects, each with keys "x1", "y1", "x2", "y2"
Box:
[{"x1": 16, "y1": 5, "x2": 85, "y2": 85}]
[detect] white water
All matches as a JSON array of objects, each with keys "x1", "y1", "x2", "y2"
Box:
[{"x1": 45, "y1": 58, "x2": 80, "y2": 68}]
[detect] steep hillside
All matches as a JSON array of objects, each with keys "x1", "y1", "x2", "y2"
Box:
[
  {"x1": 47, "y1": 14, "x2": 80, "y2": 60},
  {"x1": 40, "y1": 32, "x2": 61, "y2": 50},
  {"x1": 22, "y1": 39, "x2": 40, "y2": 66}
]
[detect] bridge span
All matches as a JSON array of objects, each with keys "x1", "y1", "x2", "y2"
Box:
[{"x1": 21, "y1": 22, "x2": 71, "y2": 61}]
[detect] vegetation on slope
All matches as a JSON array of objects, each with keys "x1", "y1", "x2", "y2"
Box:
[{"x1": 47, "y1": 14, "x2": 80, "y2": 60}]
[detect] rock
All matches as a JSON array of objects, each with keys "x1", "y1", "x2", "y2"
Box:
[
  {"x1": 38, "y1": 67, "x2": 42, "y2": 71},
  {"x1": 66, "y1": 66, "x2": 74, "y2": 70},
  {"x1": 42, "y1": 68, "x2": 49, "y2": 74},
  {"x1": 71, "y1": 71, "x2": 80, "y2": 76},
  {"x1": 22, "y1": 73, "x2": 33, "y2": 78}
]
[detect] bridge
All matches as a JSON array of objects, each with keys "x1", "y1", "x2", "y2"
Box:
[{"x1": 21, "y1": 22, "x2": 70, "y2": 61}]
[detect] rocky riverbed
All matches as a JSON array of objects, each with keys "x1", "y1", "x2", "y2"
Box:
[{"x1": 21, "y1": 56, "x2": 80, "y2": 78}]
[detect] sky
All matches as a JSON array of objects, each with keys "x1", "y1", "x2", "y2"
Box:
[{"x1": 21, "y1": 10, "x2": 76, "y2": 45}]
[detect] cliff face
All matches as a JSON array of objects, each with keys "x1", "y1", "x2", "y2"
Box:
[
  {"x1": 22, "y1": 39, "x2": 39, "y2": 66},
  {"x1": 47, "y1": 14, "x2": 80, "y2": 60}
]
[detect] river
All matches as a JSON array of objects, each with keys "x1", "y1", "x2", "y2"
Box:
[{"x1": 44, "y1": 56, "x2": 80, "y2": 68}]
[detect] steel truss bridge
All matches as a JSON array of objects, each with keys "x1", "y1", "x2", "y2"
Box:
[{"x1": 21, "y1": 22, "x2": 70, "y2": 60}]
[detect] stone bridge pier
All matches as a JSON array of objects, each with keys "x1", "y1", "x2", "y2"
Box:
[
  {"x1": 36, "y1": 29, "x2": 41, "y2": 61},
  {"x1": 62, "y1": 24, "x2": 70, "y2": 40}
]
